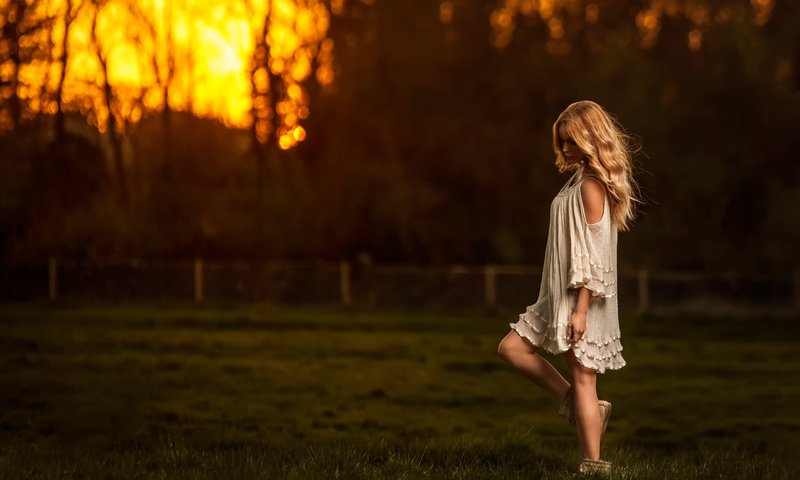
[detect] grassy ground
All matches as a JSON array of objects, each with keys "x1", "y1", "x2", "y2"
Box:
[{"x1": 0, "y1": 302, "x2": 798, "y2": 479}]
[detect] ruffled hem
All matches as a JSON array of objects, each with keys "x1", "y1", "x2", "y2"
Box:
[
  {"x1": 509, "y1": 303, "x2": 626, "y2": 375},
  {"x1": 568, "y1": 253, "x2": 616, "y2": 298},
  {"x1": 571, "y1": 334, "x2": 626, "y2": 374},
  {"x1": 509, "y1": 300, "x2": 570, "y2": 354}
]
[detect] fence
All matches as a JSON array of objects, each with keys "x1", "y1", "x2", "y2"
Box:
[{"x1": 1, "y1": 257, "x2": 798, "y2": 316}]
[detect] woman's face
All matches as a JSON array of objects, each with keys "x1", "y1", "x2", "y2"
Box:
[{"x1": 558, "y1": 124, "x2": 587, "y2": 165}]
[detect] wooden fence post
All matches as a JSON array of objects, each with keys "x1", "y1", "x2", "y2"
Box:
[
  {"x1": 340, "y1": 260, "x2": 351, "y2": 306},
  {"x1": 485, "y1": 264, "x2": 497, "y2": 311},
  {"x1": 48, "y1": 256, "x2": 58, "y2": 302},
  {"x1": 794, "y1": 269, "x2": 800, "y2": 315},
  {"x1": 194, "y1": 258, "x2": 204, "y2": 304},
  {"x1": 637, "y1": 268, "x2": 649, "y2": 314}
]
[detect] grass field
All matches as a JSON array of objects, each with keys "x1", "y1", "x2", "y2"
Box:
[{"x1": 0, "y1": 302, "x2": 798, "y2": 479}]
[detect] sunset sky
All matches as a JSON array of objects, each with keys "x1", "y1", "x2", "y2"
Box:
[
  {"x1": 1, "y1": 0, "x2": 775, "y2": 149},
  {"x1": 7, "y1": 0, "x2": 335, "y2": 148}
]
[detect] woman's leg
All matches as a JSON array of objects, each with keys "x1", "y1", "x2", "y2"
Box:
[
  {"x1": 497, "y1": 330, "x2": 571, "y2": 403},
  {"x1": 564, "y1": 348, "x2": 603, "y2": 461}
]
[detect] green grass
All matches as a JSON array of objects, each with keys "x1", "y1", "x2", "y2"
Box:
[{"x1": 0, "y1": 302, "x2": 798, "y2": 479}]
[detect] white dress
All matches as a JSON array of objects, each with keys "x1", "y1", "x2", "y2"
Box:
[{"x1": 509, "y1": 165, "x2": 626, "y2": 374}]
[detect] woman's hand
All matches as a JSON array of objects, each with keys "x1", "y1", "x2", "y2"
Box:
[{"x1": 567, "y1": 309, "x2": 587, "y2": 343}]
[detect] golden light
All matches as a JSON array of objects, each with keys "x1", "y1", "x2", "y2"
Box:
[
  {"x1": 292, "y1": 125, "x2": 306, "y2": 141},
  {"x1": 314, "y1": 38, "x2": 335, "y2": 86},
  {"x1": 489, "y1": 0, "x2": 773, "y2": 53},
  {"x1": 330, "y1": 0, "x2": 345, "y2": 16},
  {"x1": 751, "y1": 0, "x2": 774, "y2": 26},
  {"x1": 439, "y1": 1, "x2": 454, "y2": 25},
  {"x1": 688, "y1": 29, "x2": 702, "y2": 52},
  {"x1": 278, "y1": 133, "x2": 293, "y2": 149},
  {"x1": 539, "y1": 0, "x2": 555, "y2": 20},
  {"x1": 585, "y1": 4, "x2": 599, "y2": 24},
  {"x1": 489, "y1": 3, "x2": 515, "y2": 49},
  {"x1": 635, "y1": 9, "x2": 661, "y2": 48},
  {"x1": 1, "y1": 0, "x2": 338, "y2": 148},
  {"x1": 519, "y1": 0, "x2": 536, "y2": 17},
  {"x1": 547, "y1": 17, "x2": 564, "y2": 40}
]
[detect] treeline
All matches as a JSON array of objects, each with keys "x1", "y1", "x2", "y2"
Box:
[{"x1": 1, "y1": 0, "x2": 798, "y2": 272}]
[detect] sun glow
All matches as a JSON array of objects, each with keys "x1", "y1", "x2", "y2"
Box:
[{"x1": 0, "y1": 0, "x2": 339, "y2": 149}]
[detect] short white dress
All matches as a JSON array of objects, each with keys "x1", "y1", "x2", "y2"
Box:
[{"x1": 509, "y1": 165, "x2": 626, "y2": 374}]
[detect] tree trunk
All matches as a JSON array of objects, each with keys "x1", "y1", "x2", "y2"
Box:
[
  {"x1": 161, "y1": 0, "x2": 174, "y2": 180},
  {"x1": 53, "y1": 0, "x2": 74, "y2": 142},
  {"x1": 90, "y1": 1, "x2": 128, "y2": 207},
  {"x1": 6, "y1": 1, "x2": 25, "y2": 129},
  {"x1": 249, "y1": 0, "x2": 283, "y2": 244}
]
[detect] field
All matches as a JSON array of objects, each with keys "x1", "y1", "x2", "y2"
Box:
[{"x1": 0, "y1": 303, "x2": 798, "y2": 479}]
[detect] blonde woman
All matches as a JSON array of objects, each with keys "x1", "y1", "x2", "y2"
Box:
[{"x1": 497, "y1": 100, "x2": 642, "y2": 475}]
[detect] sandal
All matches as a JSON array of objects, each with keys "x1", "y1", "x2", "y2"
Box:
[
  {"x1": 558, "y1": 385, "x2": 575, "y2": 424},
  {"x1": 598, "y1": 400, "x2": 612, "y2": 444},
  {"x1": 558, "y1": 385, "x2": 612, "y2": 442},
  {"x1": 578, "y1": 458, "x2": 612, "y2": 475}
]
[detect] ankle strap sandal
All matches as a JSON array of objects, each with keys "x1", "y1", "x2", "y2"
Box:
[
  {"x1": 579, "y1": 458, "x2": 612, "y2": 474},
  {"x1": 558, "y1": 385, "x2": 575, "y2": 424}
]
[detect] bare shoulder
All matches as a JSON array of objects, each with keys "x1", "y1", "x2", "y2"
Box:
[{"x1": 580, "y1": 178, "x2": 606, "y2": 224}]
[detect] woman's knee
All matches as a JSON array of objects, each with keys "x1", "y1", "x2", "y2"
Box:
[
  {"x1": 497, "y1": 330, "x2": 535, "y2": 361},
  {"x1": 497, "y1": 334, "x2": 514, "y2": 361}
]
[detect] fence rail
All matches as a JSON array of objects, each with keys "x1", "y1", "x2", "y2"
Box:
[{"x1": 0, "y1": 257, "x2": 798, "y2": 316}]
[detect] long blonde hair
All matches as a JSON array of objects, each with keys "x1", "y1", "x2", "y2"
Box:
[{"x1": 552, "y1": 100, "x2": 643, "y2": 232}]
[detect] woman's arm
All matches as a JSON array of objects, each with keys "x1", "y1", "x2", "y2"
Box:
[
  {"x1": 568, "y1": 287, "x2": 592, "y2": 342},
  {"x1": 580, "y1": 178, "x2": 605, "y2": 224},
  {"x1": 574, "y1": 287, "x2": 591, "y2": 314},
  {"x1": 567, "y1": 178, "x2": 606, "y2": 342}
]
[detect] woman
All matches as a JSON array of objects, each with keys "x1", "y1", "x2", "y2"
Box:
[{"x1": 497, "y1": 100, "x2": 642, "y2": 475}]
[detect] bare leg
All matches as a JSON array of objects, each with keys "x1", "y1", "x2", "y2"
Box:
[
  {"x1": 564, "y1": 348, "x2": 603, "y2": 461},
  {"x1": 497, "y1": 330, "x2": 571, "y2": 404}
]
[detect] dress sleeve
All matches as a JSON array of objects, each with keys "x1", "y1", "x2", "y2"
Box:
[{"x1": 566, "y1": 182, "x2": 616, "y2": 298}]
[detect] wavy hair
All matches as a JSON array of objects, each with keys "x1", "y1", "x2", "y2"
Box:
[{"x1": 552, "y1": 100, "x2": 643, "y2": 232}]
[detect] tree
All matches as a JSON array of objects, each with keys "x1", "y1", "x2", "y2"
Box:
[
  {"x1": 54, "y1": 0, "x2": 87, "y2": 141},
  {"x1": 90, "y1": 0, "x2": 128, "y2": 207},
  {"x1": 0, "y1": 0, "x2": 54, "y2": 130}
]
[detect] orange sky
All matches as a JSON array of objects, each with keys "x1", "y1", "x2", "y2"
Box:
[{"x1": 9, "y1": 0, "x2": 334, "y2": 149}]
